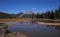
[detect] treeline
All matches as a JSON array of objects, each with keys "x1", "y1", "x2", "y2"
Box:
[
  {"x1": 36, "y1": 6, "x2": 60, "y2": 19},
  {"x1": 0, "y1": 6, "x2": 60, "y2": 19},
  {"x1": 0, "y1": 12, "x2": 16, "y2": 18}
]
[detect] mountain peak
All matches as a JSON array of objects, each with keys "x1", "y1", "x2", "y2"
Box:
[{"x1": 24, "y1": 11, "x2": 33, "y2": 14}]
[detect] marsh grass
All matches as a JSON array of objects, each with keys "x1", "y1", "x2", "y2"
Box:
[{"x1": 0, "y1": 18, "x2": 29, "y2": 22}]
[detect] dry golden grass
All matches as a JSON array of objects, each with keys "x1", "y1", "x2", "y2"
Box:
[
  {"x1": 0, "y1": 18, "x2": 29, "y2": 22},
  {"x1": 6, "y1": 33, "x2": 12, "y2": 37}
]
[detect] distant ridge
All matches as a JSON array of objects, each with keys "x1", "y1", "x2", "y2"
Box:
[
  {"x1": 0, "y1": 12, "x2": 16, "y2": 18},
  {"x1": 0, "y1": 11, "x2": 36, "y2": 18}
]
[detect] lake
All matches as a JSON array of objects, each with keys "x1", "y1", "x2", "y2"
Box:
[{"x1": 8, "y1": 22, "x2": 60, "y2": 37}]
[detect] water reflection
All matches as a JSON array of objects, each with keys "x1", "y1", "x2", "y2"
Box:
[{"x1": 7, "y1": 22, "x2": 60, "y2": 37}]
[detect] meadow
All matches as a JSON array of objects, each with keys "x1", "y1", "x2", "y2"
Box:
[{"x1": 0, "y1": 18, "x2": 29, "y2": 22}]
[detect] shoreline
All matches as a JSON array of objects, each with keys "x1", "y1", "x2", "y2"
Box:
[
  {"x1": 0, "y1": 21, "x2": 60, "y2": 26},
  {"x1": 36, "y1": 22, "x2": 60, "y2": 25},
  {"x1": 0, "y1": 18, "x2": 60, "y2": 26}
]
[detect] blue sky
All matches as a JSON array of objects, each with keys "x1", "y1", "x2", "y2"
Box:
[{"x1": 0, "y1": 0, "x2": 60, "y2": 14}]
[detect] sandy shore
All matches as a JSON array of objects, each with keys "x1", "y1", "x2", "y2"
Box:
[{"x1": 37, "y1": 22, "x2": 60, "y2": 25}]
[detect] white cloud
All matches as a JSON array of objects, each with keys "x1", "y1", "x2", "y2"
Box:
[
  {"x1": 32, "y1": 8, "x2": 37, "y2": 10},
  {"x1": 40, "y1": 8, "x2": 49, "y2": 12}
]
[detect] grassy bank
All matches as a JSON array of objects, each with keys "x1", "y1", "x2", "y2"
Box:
[{"x1": 0, "y1": 18, "x2": 29, "y2": 22}]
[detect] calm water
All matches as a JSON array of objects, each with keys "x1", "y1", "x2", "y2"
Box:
[{"x1": 8, "y1": 22, "x2": 60, "y2": 37}]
